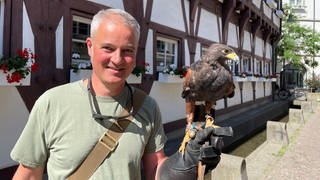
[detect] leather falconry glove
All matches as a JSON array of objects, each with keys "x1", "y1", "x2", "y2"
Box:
[{"x1": 157, "y1": 126, "x2": 233, "y2": 180}]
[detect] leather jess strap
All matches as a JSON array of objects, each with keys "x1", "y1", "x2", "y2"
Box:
[{"x1": 68, "y1": 88, "x2": 146, "y2": 180}]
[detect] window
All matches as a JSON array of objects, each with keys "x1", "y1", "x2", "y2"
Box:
[
  {"x1": 264, "y1": 61, "x2": 270, "y2": 75},
  {"x1": 227, "y1": 60, "x2": 238, "y2": 75},
  {"x1": 71, "y1": 16, "x2": 91, "y2": 69},
  {"x1": 156, "y1": 37, "x2": 178, "y2": 72},
  {"x1": 242, "y1": 55, "x2": 251, "y2": 73},
  {"x1": 255, "y1": 59, "x2": 262, "y2": 75}
]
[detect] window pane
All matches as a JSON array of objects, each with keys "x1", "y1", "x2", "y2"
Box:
[
  {"x1": 156, "y1": 53, "x2": 165, "y2": 71},
  {"x1": 166, "y1": 43, "x2": 175, "y2": 54},
  {"x1": 242, "y1": 55, "x2": 251, "y2": 73},
  {"x1": 157, "y1": 40, "x2": 165, "y2": 53},
  {"x1": 166, "y1": 54, "x2": 175, "y2": 65},
  {"x1": 72, "y1": 41, "x2": 90, "y2": 60},
  {"x1": 156, "y1": 37, "x2": 178, "y2": 72},
  {"x1": 71, "y1": 16, "x2": 91, "y2": 69}
]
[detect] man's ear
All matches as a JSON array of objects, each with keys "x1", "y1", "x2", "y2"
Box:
[{"x1": 86, "y1": 37, "x2": 93, "y2": 57}]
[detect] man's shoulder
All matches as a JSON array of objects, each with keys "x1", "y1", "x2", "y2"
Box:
[
  {"x1": 37, "y1": 81, "x2": 85, "y2": 103},
  {"x1": 131, "y1": 87, "x2": 156, "y2": 106}
]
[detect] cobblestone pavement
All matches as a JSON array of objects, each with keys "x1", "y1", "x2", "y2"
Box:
[{"x1": 264, "y1": 111, "x2": 320, "y2": 180}]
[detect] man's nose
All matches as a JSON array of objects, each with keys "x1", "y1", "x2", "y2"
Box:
[{"x1": 111, "y1": 49, "x2": 123, "y2": 64}]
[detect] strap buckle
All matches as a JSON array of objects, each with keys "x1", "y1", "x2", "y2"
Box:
[{"x1": 98, "y1": 132, "x2": 118, "y2": 151}]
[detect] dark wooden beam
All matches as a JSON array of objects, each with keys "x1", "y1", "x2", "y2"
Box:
[
  {"x1": 190, "y1": 0, "x2": 200, "y2": 22},
  {"x1": 239, "y1": 8, "x2": 250, "y2": 50},
  {"x1": 222, "y1": 0, "x2": 236, "y2": 44}
]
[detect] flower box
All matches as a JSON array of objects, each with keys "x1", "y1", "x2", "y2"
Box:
[
  {"x1": 0, "y1": 71, "x2": 31, "y2": 86},
  {"x1": 0, "y1": 48, "x2": 38, "y2": 86},
  {"x1": 258, "y1": 77, "x2": 267, "y2": 82},
  {"x1": 127, "y1": 74, "x2": 142, "y2": 84},
  {"x1": 233, "y1": 76, "x2": 247, "y2": 82},
  {"x1": 247, "y1": 76, "x2": 259, "y2": 81},
  {"x1": 70, "y1": 69, "x2": 142, "y2": 84},
  {"x1": 158, "y1": 73, "x2": 184, "y2": 83}
]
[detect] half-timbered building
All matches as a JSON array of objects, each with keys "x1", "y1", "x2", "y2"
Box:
[{"x1": 0, "y1": 0, "x2": 283, "y2": 175}]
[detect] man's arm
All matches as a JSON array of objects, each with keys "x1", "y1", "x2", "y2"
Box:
[
  {"x1": 12, "y1": 164, "x2": 44, "y2": 180},
  {"x1": 142, "y1": 149, "x2": 167, "y2": 180}
]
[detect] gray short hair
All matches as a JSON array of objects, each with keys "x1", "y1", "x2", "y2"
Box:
[{"x1": 90, "y1": 8, "x2": 140, "y2": 40}]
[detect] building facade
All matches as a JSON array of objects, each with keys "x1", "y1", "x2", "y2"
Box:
[
  {"x1": 281, "y1": 0, "x2": 320, "y2": 88},
  {"x1": 0, "y1": 0, "x2": 282, "y2": 173}
]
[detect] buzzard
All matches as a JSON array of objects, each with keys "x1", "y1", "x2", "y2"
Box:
[{"x1": 179, "y1": 43, "x2": 239, "y2": 154}]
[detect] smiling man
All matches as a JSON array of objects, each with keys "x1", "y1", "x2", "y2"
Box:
[{"x1": 10, "y1": 9, "x2": 221, "y2": 180}]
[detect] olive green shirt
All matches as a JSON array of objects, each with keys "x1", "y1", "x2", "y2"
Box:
[{"x1": 11, "y1": 81, "x2": 167, "y2": 179}]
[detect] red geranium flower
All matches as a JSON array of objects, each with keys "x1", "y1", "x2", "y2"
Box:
[{"x1": 0, "y1": 48, "x2": 39, "y2": 84}]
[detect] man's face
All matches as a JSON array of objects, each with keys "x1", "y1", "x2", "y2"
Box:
[{"x1": 86, "y1": 16, "x2": 138, "y2": 85}]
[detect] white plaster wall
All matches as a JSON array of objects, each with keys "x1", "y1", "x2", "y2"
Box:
[
  {"x1": 0, "y1": 0, "x2": 4, "y2": 56},
  {"x1": 22, "y1": 2, "x2": 34, "y2": 52},
  {"x1": 263, "y1": 3, "x2": 272, "y2": 19},
  {"x1": 227, "y1": 82, "x2": 241, "y2": 107},
  {"x1": 184, "y1": 0, "x2": 190, "y2": 33},
  {"x1": 198, "y1": 9, "x2": 220, "y2": 42},
  {"x1": 255, "y1": 37, "x2": 263, "y2": 57},
  {"x1": 194, "y1": 42, "x2": 202, "y2": 62},
  {"x1": 266, "y1": 43, "x2": 272, "y2": 59},
  {"x1": 143, "y1": 0, "x2": 147, "y2": 17},
  {"x1": 151, "y1": 0, "x2": 185, "y2": 32},
  {"x1": 88, "y1": 0, "x2": 124, "y2": 9},
  {"x1": 252, "y1": 0, "x2": 261, "y2": 8},
  {"x1": 184, "y1": 39, "x2": 191, "y2": 66},
  {"x1": 243, "y1": 31, "x2": 251, "y2": 51},
  {"x1": 55, "y1": 17, "x2": 64, "y2": 69},
  {"x1": 242, "y1": 82, "x2": 253, "y2": 102},
  {"x1": 149, "y1": 82, "x2": 186, "y2": 123},
  {"x1": 145, "y1": 29, "x2": 154, "y2": 74},
  {"x1": 0, "y1": 87, "x2": 29, "y2": 168},
  {"x1": 255, "y1": 82, "x2": 264, "y2": 98},
  {"x1": 274, "y1": 14, "x2": 280, "y2": 28},
  {"x1": 265, "y1": 82, "x2": 272, "y2": 96},
  {"x1": 227, "y1": 23, "x2": 238, "y2": 48}
]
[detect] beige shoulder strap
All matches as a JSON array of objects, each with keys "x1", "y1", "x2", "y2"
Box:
[{"x1": 68, "y1": 88, "x2": 146, "y2": 180}]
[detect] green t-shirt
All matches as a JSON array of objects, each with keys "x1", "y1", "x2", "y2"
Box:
[{"x1": 11, "y1": 81, "x2": 167, "y2": 179}]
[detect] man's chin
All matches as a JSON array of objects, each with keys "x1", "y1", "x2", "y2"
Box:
[{"x1": 104, "y1": 76, "x2": 126, "y2": 84}]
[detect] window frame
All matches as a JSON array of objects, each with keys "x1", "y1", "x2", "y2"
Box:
[
  {"x1": 155, "y1": 36, "x2": 179, "y2": 72},
  {"x1": 254, "y1": 58, "x2": 262, "y2": 76},
  {"x1": 241, "y1": 54, "x2": 252, "y2": 75},
  {"x1": 71, "y1": 15, "x2": 92, "y2": 69}
]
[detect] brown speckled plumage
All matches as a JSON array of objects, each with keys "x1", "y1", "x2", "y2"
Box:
[{"x1": 182, "y1": 43, "x2": 237, "y2": 102}]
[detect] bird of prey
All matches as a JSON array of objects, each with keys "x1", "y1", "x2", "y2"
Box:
[{"x1": 179, "y1": 43, "x2": 239, "y2": 154}]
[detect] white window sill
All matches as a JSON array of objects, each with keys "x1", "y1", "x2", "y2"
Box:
[
  {"x1": 0, "y1": 71, "x2": 31, "y2": 86},
  {"x1": 158, "y1": 73, "x2": 184, "y2": 83}
]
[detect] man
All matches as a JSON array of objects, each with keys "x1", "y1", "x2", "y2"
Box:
[{"x1": 11, "y1": 9, "x2": 221, "y2": 180}]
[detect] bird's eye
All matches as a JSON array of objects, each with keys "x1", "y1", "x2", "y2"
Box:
[{"x1": 222, "y1": 49, "x2": 230, "y2": 54}]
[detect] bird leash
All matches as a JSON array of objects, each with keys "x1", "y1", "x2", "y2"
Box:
[{"x1": 195, "y1": 115, "x2": 233, "y2": 180}]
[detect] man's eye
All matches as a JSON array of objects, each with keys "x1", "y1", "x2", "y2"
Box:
[
  {"x1": 103, "y1": 46, "x2": 114, "y2": 52},
  {"x1": 123, "y1": 49, "x2": 135, "y2": 54}
]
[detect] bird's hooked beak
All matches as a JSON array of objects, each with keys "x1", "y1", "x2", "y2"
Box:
[{"x1": 225, "y1": 52, "x2": 240, "y2": 62}]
